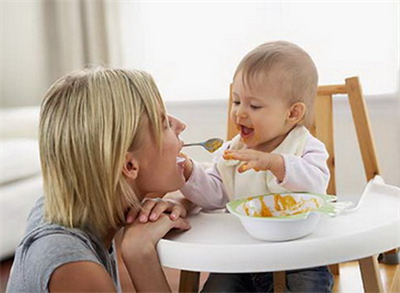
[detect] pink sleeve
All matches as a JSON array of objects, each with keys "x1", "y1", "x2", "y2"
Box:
[
  {"x1": 279, "y1": 136, "x2": 330, "y2": 194},
  {"x1": 180, "y1": 161, "x2": 229, "y2": 210}
]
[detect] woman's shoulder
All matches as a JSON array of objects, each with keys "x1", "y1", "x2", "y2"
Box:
[
  {"x1": 23, "y1": 197, "x2": 102, "y2": 255},
  {"x1": 7, "y1": 224, "x2": 104, "y2": 293},
  {"x1": 7, "y1": 198, "x2": 116, "y2": 292},
  {"x1": 48, "y1": 260, "x2": 117, "y2": 292}
]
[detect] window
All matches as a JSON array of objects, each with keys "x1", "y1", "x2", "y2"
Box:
[{"x1": 119, "y1": 1, "x2": 399, "y2": 101}]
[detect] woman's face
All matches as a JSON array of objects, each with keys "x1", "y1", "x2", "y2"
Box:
[{"x1": 134, "y1": 115, "x2": 187, "y2": 198}]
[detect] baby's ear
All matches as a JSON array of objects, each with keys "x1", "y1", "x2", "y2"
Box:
[
  {"x1": 287, "y1": 102, "x2": 306, "y2": 125},
  {"x1": 122, "y1": 152, "x2": 139, "y2": 181}
]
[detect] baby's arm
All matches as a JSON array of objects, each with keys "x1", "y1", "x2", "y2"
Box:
[
  {"x1": 224, "y1": 136, "x2": 330, "y2": 194},
  {"x1": 180, "y1": 159, "x2": 230, "y2": 210},
  {"x1": 278, "y1": 137, "x2": 330, "y2": 194}
]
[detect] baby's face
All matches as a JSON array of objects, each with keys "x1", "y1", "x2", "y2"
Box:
[{"x1": 230, "y1": 71, "x2": 293, "y2": 152}]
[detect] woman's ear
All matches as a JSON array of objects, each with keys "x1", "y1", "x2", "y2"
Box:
[
  {"x1": 287, "y1": 102, "x2": 306, "y2": 125},
  {"x1": 122, "y1": 152, "x2": 139, "y2": 181}
]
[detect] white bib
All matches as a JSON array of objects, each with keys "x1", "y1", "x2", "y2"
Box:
[{"x1": 217, "y1": 126, "x2": 309, "y2": 200}]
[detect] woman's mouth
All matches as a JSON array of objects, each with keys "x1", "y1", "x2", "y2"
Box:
[{"x1": 176, "y1": 156, "x2": 186, "y2": 170}]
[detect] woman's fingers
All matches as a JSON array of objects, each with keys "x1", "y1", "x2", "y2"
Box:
[
  {"x1": 138, "y1": 199, "x2": 161, "y2": 223},
  {"x1": 171, "y1": 217, "x2": 191, "y2": 231},
  {"x1": 125, "y1": 209, "x2": 135, "y2": 224},
  {"x1": 169, "y1": 203, "x2": 187, "y2": 220},
  {"x1": 148, "y1": 200, "x2": 173, "y2": 222},
  {"x1": 150, "y1": 199, "x2": 187, "y2": 221},
  {"x1": 157, "y1": 214, "x2": 190, "y2": 234},
  {"x1": 133, "y1": 198, "x2": 188, "y2": 225}
]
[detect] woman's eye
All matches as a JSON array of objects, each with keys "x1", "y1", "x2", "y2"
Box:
[
  {"x1": 163, "y1": 119, "x2": 171, "y2": 129},
  {"x1": 164, "y1": 118, "x2": 173, "y2": 128}
]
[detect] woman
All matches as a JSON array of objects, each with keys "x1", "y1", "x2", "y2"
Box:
[{"x1": 6, "y1": 68, "x2": 192, "y2": 292}]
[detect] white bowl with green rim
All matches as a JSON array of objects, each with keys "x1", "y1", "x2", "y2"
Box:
[{"x1": 226, "y1": 192, "x2": 339, "y2": 242}]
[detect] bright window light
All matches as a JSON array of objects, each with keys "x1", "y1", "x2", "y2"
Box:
[{"x1": 119, "y1": 1, "x2": 399, "y2": 101}]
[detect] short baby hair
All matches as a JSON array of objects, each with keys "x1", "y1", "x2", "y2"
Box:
[
  {"x1": 39, "y1": 68, "x2": 166, "y2": 237},
  {"x1": 234, "y1": 41, "x2": 318, "y2": 127}
]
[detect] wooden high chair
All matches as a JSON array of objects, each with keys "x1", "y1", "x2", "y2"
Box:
[{"x1": 225, "y1": 76, "x2": 393, "y2": 292}]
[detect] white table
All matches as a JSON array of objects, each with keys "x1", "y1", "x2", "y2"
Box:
[{"x1": 158, "y1": 178, "x2": 400, "y2": 292}]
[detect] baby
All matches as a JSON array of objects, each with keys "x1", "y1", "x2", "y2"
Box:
[{"x1": 180, "y1": 41, "x2": 334, "y2": 292}]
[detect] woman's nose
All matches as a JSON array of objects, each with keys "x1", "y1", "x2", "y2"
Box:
[
  {"x1": 172, "y1": 116, "x2": 186, "y2": 134},
  {"x1": 178, "y1": 120, "x2": 186, "y2": 133}
]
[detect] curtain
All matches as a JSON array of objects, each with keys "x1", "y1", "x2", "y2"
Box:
[{"x1": 43, "y1": 0, "x2": 122, "y2": 81}]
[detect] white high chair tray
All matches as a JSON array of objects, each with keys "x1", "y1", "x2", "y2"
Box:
[{"x1": 158, "y1": 178, "x2": 400, "y2": 273}]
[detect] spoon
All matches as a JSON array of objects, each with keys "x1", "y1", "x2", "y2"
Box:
[{"x1": 183, "y1": 138, "x2": 224, "y2": 153}]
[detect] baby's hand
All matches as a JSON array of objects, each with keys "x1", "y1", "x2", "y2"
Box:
[
  {"x1": 179, "y1": 152, "x2": 193, "y2": 180},
  {"x1": 223, "y1": 149, "x2": 282, "y2": 173},
  {"x1": 134, "y1": 197, "x2": 188, "y2": 224}
]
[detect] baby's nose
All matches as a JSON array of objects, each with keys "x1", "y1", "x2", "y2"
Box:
[{"x1": 236, "y1": 109, "x2": 248, "y2": 119}]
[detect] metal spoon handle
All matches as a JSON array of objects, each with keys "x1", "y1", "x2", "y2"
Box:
[{"x1": 183, "y1": 143, "x2": 202, "y2": 147}]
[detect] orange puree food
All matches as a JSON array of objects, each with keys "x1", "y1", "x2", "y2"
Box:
[
  {"x1": 238, "y1": 164, "x2": 250, "y2": 172},
  {"x1": 259, "y1": 197, "x2": 273, "y2": 217},
  {"x1": 205, "y1": 139, "x2": 223, "y2": 153},
  {"x1": 223, "y1": 151, "x2": 236, "y2": 160},
  {"x1": 242, "y1": 194, "x2": 320, "y2": 217}
]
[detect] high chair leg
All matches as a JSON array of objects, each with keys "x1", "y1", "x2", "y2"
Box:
[
  {"x1": 179, "y1": 270, "x2": 200, "y2": 293},
  {"x1": 358, "y1": 255, "x2": 384, "y2": 293},
  {"x1": 390, "y1": 265, "x2": 400, "y2": 293},
  {"x1": 273, "y1": 271, "x2": 286, "y2": 293},
  {"x1": 329, "y1": 263, "x2": 340, "y2": 275}
]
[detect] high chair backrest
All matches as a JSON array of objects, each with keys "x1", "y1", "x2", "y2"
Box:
[{"x1": 226, "y1": 76, "x2": 380, "y2": 196}]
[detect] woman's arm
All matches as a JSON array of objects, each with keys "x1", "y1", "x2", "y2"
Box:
[
  {"x1": 49, "y1": 261, "x2": 117, "y2": 292},
  {"x1": 120, "y1": 214, "x2": 190, "y2": 293},
  {"x1": 115, "y1": 230, "x2": 136, "y2": 292}
]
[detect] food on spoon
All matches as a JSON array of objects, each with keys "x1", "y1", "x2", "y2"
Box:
[{"x1": 205, "y1": 139, "x2": 223, "y2": 153}]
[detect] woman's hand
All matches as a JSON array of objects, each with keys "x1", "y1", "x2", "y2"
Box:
[
  {"x1": 120, "y1": 214, "x2": 191, "y2": 292},
  {"x1": 122, "y1": 213, "x2": 190, "y2": 255},
  {"x1": 133, "y1": 197, "x2": 188, "y2": 223}
]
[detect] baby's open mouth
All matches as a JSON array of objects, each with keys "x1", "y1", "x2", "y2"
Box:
[{"x1": 240, "y1": 125, "x2": 254, "y2": 137}]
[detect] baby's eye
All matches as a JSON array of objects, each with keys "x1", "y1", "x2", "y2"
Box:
[
  {"x1": 232, "y1": 100, "x2": 240, "y2": 106},
  {"x1": 250, "y1": 105, "x2": 262, "y2": 110}
]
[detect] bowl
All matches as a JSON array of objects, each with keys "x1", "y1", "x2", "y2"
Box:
[{"x1": 226, "y1": 193, "x2": 337, "y2": 242}]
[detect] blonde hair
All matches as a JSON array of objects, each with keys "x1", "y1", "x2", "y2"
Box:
[
  {"x1": 39, "y1": 68, "x2": 166, "y2": 237},
  {"x1": 234, "y1": 41, "x2": 318, "y2": 127}
]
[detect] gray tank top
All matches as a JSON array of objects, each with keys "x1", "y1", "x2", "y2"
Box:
[{"x1": 6, "y1": 197, "x2": 121, "y2": 293}]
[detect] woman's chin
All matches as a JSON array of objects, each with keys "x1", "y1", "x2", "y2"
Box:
[
  {"x1": 162, "y1": 177, "x2": 186, "y2": 194},
  {"x1": 174, "y1": 176, "x2": 186, "y2": 191}
]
